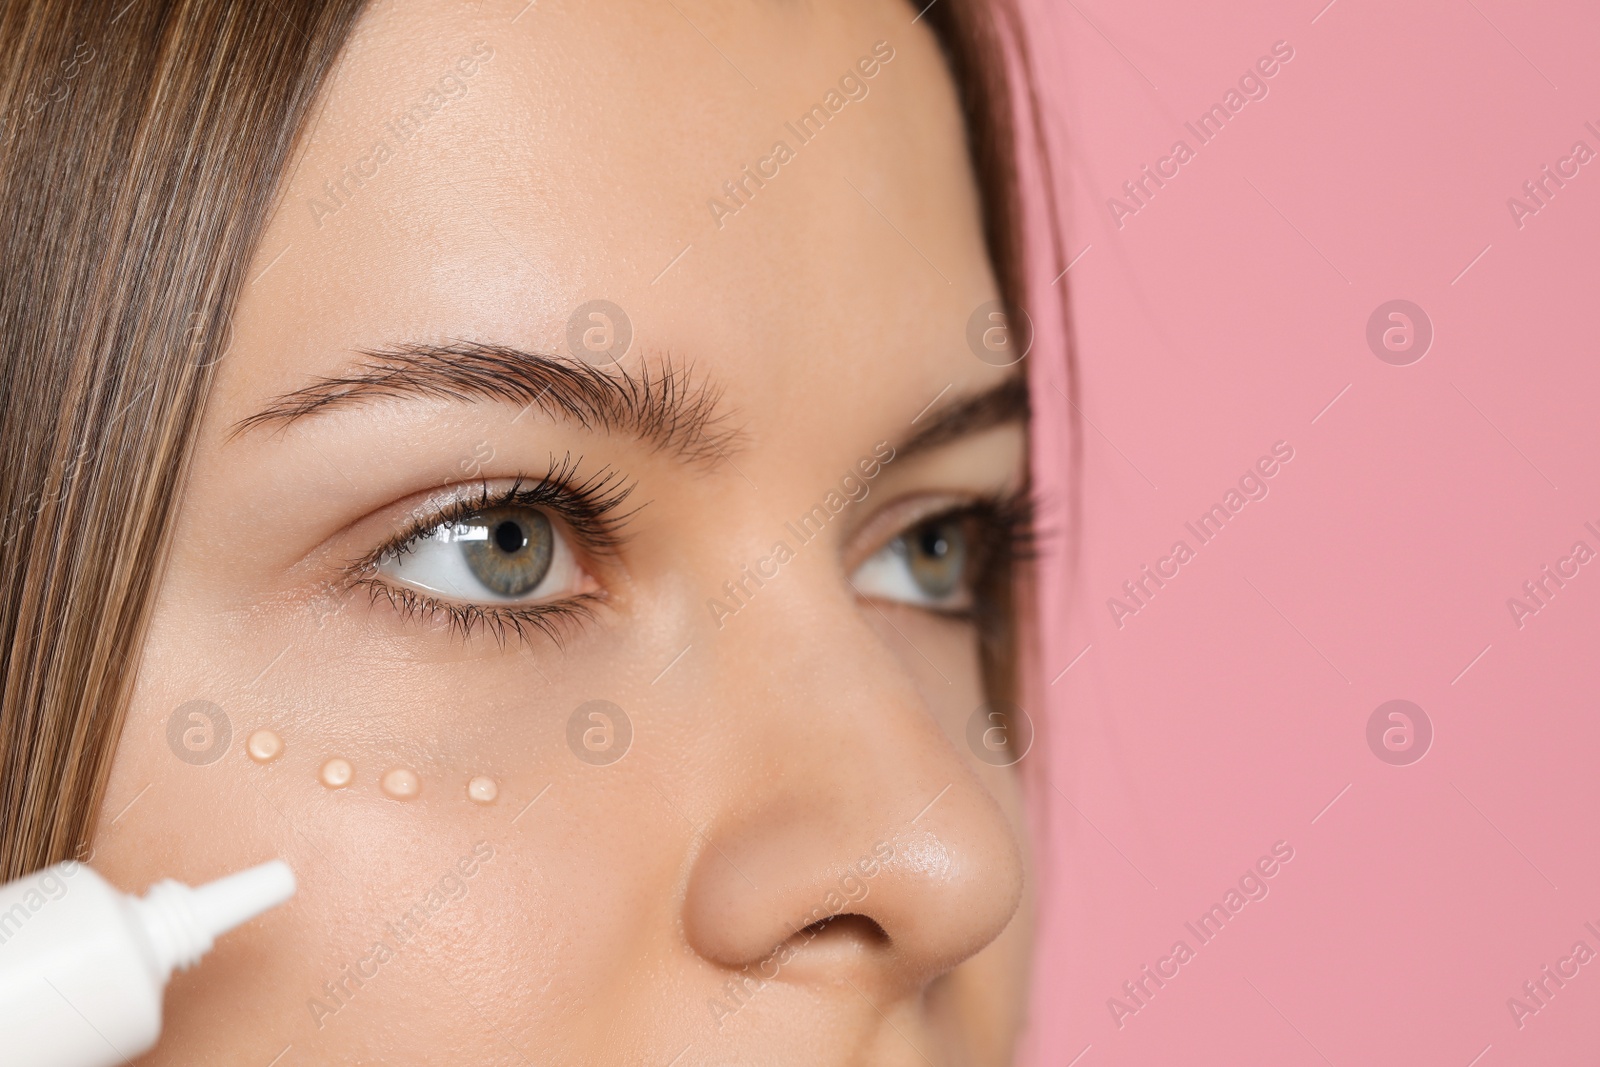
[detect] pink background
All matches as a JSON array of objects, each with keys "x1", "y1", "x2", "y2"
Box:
[{"x1": 1018, "y1": 1, "x2": 1600, "y2": 1064}]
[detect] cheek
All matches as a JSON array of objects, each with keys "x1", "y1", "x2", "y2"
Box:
[
  {"x1": 861, "y1": 604, "x2": 1030, "y2": 830},
  {"x1": 862, "y1": 604, "x2": 986, "y2": 750},
  {"x1": 99, "y1": 590, "x2": 692, "y2": 1060}
]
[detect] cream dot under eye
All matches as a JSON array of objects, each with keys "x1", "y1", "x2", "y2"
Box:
[
  {"x1": 467, "y1": 776, "x2": 498, "y2": 804},
  {"x1": 320, "y1": 757, "x2": 353, "y2": 788},
  {"x1": 382, "y1": 767, "x2": 421, "y2": 799},
  {"x1": 246, "y1": 729, "x2": 282, "y2": 763}
]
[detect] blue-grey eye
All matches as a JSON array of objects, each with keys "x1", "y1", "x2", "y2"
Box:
[
  {"x1": 852, "y1": 515, "x2": 972, "y2": 609},
  {"x1": 378, "y1": 506, "x2": 582, "y2": 604},
  {"x1": 461, "y1": 508, "x2": 553, "y2": 596}
]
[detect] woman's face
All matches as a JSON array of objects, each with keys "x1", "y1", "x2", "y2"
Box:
[{"x1": 98, "y1": 0, "x2": 1033, "y2": 1062}]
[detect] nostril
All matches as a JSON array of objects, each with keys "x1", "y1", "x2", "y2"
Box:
[{"x1": 789, "y1": 912, "x2": 889, "y2": 946}]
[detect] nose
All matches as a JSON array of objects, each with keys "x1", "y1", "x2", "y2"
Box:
[{"x1": 679, "y1": 597, "x2": 1027, "y2": 1000}]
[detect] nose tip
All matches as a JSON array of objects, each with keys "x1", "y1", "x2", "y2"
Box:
[
  {"x1": 865, "y1": 814, "x2": 1027, "y2": 978},
  {"x1": 682, "y1": 775, "x2": 1026, "y2": 990}
]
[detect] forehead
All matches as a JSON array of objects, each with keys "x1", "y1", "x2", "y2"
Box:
[{"x1": 221, "y1": 0, "x2": 1002, "y2": 444}]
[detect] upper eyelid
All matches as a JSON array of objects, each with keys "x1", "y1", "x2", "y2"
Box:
[
  {"x1": 374, "y1": 489, "x2": 620, "y2": 566},
  {"x1": 348, "y1": 461, "x2": 640, "y2": 577},
  {"x1": 852, "y1": 487, "x2": 1035, "y2": 576},
  {"x1": 844, "y1": 492, "x2": 996, "y2": 571}
]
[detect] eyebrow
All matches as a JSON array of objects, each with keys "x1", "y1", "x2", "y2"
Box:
[
  {"x1": 231, "y1": 342, "x2": 743, "y2": 466},
  {"x1": 898, "y1": 374, "x2": 1028, "y2": 461}
]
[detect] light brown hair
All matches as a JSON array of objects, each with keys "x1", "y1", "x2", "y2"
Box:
[{"x1": 0, "y1": 0, "x2": 368, "y2": 878}]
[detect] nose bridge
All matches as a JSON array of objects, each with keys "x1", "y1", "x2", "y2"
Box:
[
  {"x1": 680, "y1": 569, "x2": 1026, "y2": 989},
  {"x1": 708, "y1": 562, "x2": 952, "y2": 821}
]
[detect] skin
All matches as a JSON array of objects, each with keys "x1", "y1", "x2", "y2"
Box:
[{"x1": 93, "y1": 0, "x2": 1034, "y2": 1063}]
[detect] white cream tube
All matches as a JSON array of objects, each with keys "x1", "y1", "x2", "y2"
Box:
[{"x1": 0, "y1": 858, "x2": 295, "y2": 1067}]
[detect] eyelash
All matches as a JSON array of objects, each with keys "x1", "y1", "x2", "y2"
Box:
[{"x1": 346, "y1": 453, "x2": 639, "y2": 646}]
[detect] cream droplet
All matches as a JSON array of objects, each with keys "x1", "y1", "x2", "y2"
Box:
[
  {"x1": 320, "y1": 757, "x2": 353, "y2": 788},
  {"x1": 467, "y1": 776, "x2": 498, "y2": 804},
  {"x1": 246, "y1": 729, "x2": 283, "y2": 763},
  {"x1": 382, "y1": 767, "x2": 420, "y2": 800}
]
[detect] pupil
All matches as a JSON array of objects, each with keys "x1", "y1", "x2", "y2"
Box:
[
  {"x1": 918, "y1": 527, "x2": 949, "y2": 559},
  {"x1": 494, "y1": 520, "x2": 526, "y2": 554}
]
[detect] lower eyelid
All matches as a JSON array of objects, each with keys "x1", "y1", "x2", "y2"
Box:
[{"x1": 356, "y1": 577, "x2": 606, "y2": 645}]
